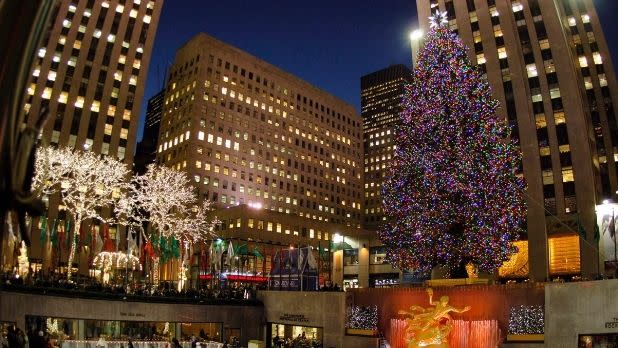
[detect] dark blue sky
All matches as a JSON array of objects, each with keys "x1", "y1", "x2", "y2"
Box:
[{"x1": 138, "y1": 0, "x2": 618, "y2": 141}]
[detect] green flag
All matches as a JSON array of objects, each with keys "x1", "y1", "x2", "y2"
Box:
[
  {"x1": 39, "y1": 217, "x2": 47, "y2": 244},
  {"x1": 50, "y1": 219, "x2": 58, "y2": 247},
  {"x1": 253, "y1": 247, "x2": 264, "y2": 260},
  {"x1": 65, "y1": 220, "x2": 72, "y2": 248},
  {"x1": 235, "y1": 243, "x2": 248, "y2": 255}
]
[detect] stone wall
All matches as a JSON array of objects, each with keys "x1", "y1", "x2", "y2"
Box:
[
  {"x1": 0, "y1": 291, "x2": 263, "y2": 345},
  {"x1": 258, "y1": 291, "x2": 348, "y2": 348},
  {"x1": 545, "y1": 279, "x2": 618, "y2": 347}
]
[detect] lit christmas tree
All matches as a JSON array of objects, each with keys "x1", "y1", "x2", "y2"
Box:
[{"x1": 379, "y1": 11, "x2": 526, "y2": 276}]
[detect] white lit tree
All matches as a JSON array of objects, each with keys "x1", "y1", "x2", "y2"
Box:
[
  {"x1": 133, "y1": 164, "x2": 218, "y2": 242},
  {"x1": 131, "y1": 164, "x2": 219, "y2": 287},
  {"x1": 33, "y1": 146, "x2": 129, "y2": 279}
]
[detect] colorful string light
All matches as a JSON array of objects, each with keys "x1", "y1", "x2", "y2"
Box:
[{"x1": 378, "y1": 16, "x2": 526, "y2": 276}]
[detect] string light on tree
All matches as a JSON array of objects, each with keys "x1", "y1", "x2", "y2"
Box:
[
  {"x1": 508, "y1": 305, "x2": 544, "y2": 334},
  {"x1": 378, "y1": 10, "x2": 526, "y2": 276}
]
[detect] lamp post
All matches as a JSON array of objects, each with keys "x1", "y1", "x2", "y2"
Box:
[{"x1": 409, "y1": 29, "x2": 423, "y2": 69}]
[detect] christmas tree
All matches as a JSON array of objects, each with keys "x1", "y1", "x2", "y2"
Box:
[{"x1": 378, "y1": 11, "x2": 526, "y2": 276}]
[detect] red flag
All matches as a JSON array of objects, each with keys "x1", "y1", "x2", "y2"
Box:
[{"x1": 103, "y1": 224, "x2": 115, "y2": 252}]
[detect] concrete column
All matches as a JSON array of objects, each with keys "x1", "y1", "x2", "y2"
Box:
[
  {"x1": 527, "y1": 210, "x2": 549, "y2": 282},
  {"x1": 358, "y1": 246, "x2": 369, "y2": 288},
  {"x1": 332, "y1": 250, "x2": 343, "y2": 288}
]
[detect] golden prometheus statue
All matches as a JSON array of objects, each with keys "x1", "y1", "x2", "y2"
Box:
[{"x1": 398, "y1": 288, "x2": 470, "y2": 348}]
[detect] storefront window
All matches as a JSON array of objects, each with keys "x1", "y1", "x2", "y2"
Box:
[
  {"x1": 369, "y1": 246, "x2": 387, "y2": 264},
  {"x1": 343, "y1": 249, "x2": 358, "y2": 265},
  {"x1": 270, "y1": 323, "x2": 322, "y2": 347},
  {"x1": 578, "y1": 333, "x2": 618, "y2": 347},
  {"x1": 343, "y1": 276, "x2": 359, "y2": 291}
]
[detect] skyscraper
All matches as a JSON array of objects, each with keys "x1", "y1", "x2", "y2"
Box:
[
  {"x1": 134, "y1": 89, "x2": 164, "y2": 173},
  {"x1": 361, "y1": 64, "x2": 413, "y2": 231},
  {"x1": 156, "y1": 33, "x2": 364, "y2": 286},
  {"x1": 416, "y1": 0, "x2": 618, "y2": 279},
  {"x1": 25, "y1": 0, "x2": 163, "y2": 164}
]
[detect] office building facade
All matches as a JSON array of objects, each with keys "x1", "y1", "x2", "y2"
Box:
[
  {"x1": 361, "y1": 64, "x2": 413, "y2": 230},
  {"x1": 135, "y1": 89, "x2": 164, "y2": 173},
  {"x1": 416, "y1": 0, "x2": 618, "y2": 279},
  {"x1": 25, "y1": 0, "x2": 162, "y2": 164},
  {"x1": 156, "y1": 33, "x2": 364, "y2": 286}
]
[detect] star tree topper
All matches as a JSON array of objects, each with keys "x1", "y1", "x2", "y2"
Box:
[{"x1": 429, "y1": 10, "x2": 448, "y2": 29}]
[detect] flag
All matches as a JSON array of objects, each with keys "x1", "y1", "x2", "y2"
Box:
[
  {"x1": 49, "y1": 219, "x2": 58, "y2": 247},
  {"x1": 103, "y1": 224, "x2": 115, "y2": 252},
  {"x1": 127, "y1": 229, "x2": 137, "y2": 255},
  {"x1": 253, "y1": 247, "x2": 264, "y2": 260},
  {"x1": 307, "y1": 248, "x2": 318, "y2": 269},
  {"x1": 610, "y1": 211, "x2": 615, "y2": 240},
  {"x1": 234, "y1": 243, "x2": 248, "y2": 255},
  {"x1": 66, "y1": 220, "x2": 73, "y2": 249},
  {"x1": 298, "y1": 248, "x2": 305, "y2": 271},
  {"x1": 94, "y1": 227, "x2": 103, "y2": 254},
  {"x1": 225, "y1": 240, "x2": 235, "y2": 266},
  {"x1": 57, "y1": 220, "x2": 65, "y2": 247},
  {"x1": 39, "y1": 217, "x2": 47, "y2": 244}
]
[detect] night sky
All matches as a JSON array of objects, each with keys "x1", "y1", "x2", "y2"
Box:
[{"x1": 137, "y1": 0, "x2": 618, "y2": 141}]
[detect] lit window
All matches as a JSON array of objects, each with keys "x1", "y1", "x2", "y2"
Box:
[
  {"x1": 84, "y1": 9, "x2": 91, "y2": 17},
  {"x1": 498, "y1": 47, "x2": 507, "y2": 59},
  {"x1": 531, "y1": 93, "x2": 542, "y2": 103},
  {"x1": 581, "y1": 14, "x2": 590, "y2": 23},
  {"x1": 578, "y1": 56, "x2": 588, "y2": 67},
  {"x1": 526, "y1": 64, "x2": 538, "y2": 77},
  {"x1": 75, "y1": 96, "x2": 84, "y2": 108},
  {"x1": 130, "y1": 9, "x2": 138, "y2": 18},
  {"x1": 593, "y1": 52, "x2": 603, "y2": 65},
  {"x1": 58, "y1": 92, "x2": 68, "y2": 104},
  {"x1": 68, "y1": 4, "x2": 77, "y2": 12},
  {"x1": 91, "y1": 100, "x2": 100, "y2": 112},
  {"x1": 198, "y1": 131, "x2": 205, "y2": 140},
  {"x1": 584, "y1": 77, "x2": 593, "y2": 90},
  {"x1": 476, "y1": 53, "x2": 486, "y2": 65},
  {"x1": 47, "y1": 71, "x2": 57, "y2": 81},
  {"x1": 62, "y1": 19, "x2": 71, "y2": 28},
  {"x1": 568, "y1": 17, "x2": 576, "y2": 27},
  {"x1": 512, "y1": 2, "x2": 523, "y2": 12},
  {"x1": 549, "y1": 88, "x2": 561, "y2": 99},
  {"x1": 107, "y1": 34, "x2": 115, "y2": 43},
  {"x1": 144, "y1": 15, "x2": 151, "y2": 23},
  {"x1": 562, "y1": 168, "x2": 574, "y2": 182},
  {"x1": 94, "y1": 29, "x2": 102, "y2": 38},
  {"x1": 116, "y1": 4, "x2": 124, "y2": 12},
  {"x1": 120, "y1": 128, "x2": 128, "y2": 139},
  {"x1": 599, "y1": 73, "x2": 608, "y2": 87},
  {"x1": 38, "y1": 48, "x2": 46, "y2": 58}
]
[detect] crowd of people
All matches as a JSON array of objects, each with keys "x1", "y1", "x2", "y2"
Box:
[
  {"x1": 1, "y1": 270, "x2": 263, "y2": 305},
  {"x1": 272, "y1": 332, "x2": 321, "y2": 348}
]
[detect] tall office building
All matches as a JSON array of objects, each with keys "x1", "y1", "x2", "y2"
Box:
[
  {"x1": 22, "y1": 0, "x2": 163, "y2": 266},
  {"x1": 156, "y1": 33, "x2": 364, "y2": 285},
  {"x1": 135, "y1": 89, "x2": 164, "y2": 173},
  {"x1": 417, "y1": 0, "x2": 618, "y2": 279},
  {"x1": 24, "y1": 0, "x2": 163, "y2": 164},
  {"x1": 361, "y1": 64, "x2": 413, "y2": 230}
]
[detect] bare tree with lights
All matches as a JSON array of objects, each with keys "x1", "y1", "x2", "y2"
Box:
[{"x1": 33, "y1": 146, "x2": 129, "y2": 279}]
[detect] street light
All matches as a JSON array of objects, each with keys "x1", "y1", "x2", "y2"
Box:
[
  {"x1": 333, "y1": 233, "x2": 344, "y2": 243},
  {"x1": 409, "y1": 29, "x2": 423, "y2": 69}
]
